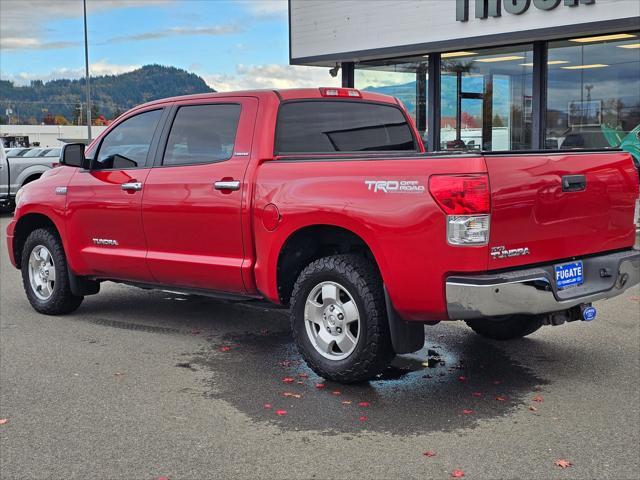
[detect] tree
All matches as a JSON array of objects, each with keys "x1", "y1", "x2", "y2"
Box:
[
  {"x1": 42, "y1": 113, "x2": 55, "y2": 125},
  {"x1": 54, "y1": 115, "x2": 70, "y2": 125},
  {"x1": 492, "y1": 114, "x2": 505, "y2": 127}
]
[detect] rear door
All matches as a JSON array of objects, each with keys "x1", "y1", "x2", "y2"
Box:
[
  {"x1": 485, "y1": 151, "x2": 639, "y2": 269},
  {"x1": 66, "y1": 107, "x2": 166, "y2": 281},
  {"x1": 141, "y1": 97, "x2": 257, "y2": 293}
]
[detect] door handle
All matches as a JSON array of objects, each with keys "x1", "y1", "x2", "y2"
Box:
[
  {"x1": 121, "y1": 182, "x2": 143, "y2": 192},
  {"x1": 214, "y1": 180, "x2": 241, "y2": 191},
  {"x1": 562, "y1": 175, "x2": 587, "y2": 192}
]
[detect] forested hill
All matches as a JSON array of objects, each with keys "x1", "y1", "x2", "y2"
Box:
[{"x1": 0, "y1": 65, "x2": 215, "y2": 125}]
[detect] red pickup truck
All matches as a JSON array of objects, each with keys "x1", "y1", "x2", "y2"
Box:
[{"x1": 6, "y1": 88, "x2": 640, "y2": 383}]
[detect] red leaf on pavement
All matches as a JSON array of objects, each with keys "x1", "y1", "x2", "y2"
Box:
[
  {"x1": 533, "y1": 395, "x2": 544, "y2": 403},
  {"x1": 451, "y1": 469, "x2": 465, "y2": 478},
  {"x1": 332, "y1": 390, "x2": 341, "y2": 396},
  {"x1": 471, "y1": 392, "x2": 482, "y2": 397},
  {"x1": 282, "y1": 377, "x2": 295, "y2": 384},
  {"x1": 219, "y1": 346, "x2": 231, "y2": 352},
  {"x1": 458, "y1": 376, "x2": 467, "y2": 382},
  {"x1": 298, "y1": 373, "x2": 309, "y2": 378},
  {"x1": 423, "y1": 451, "x2": 436, "y2": 457},
  {"x1": 358, "y1": 402, "x2": 370, "y2": 407},
  {"x1": 495, "y1": 396, "x2": 507, "y2": 402},
  {"x1": 554, "y1": 459, "x2": 573, "y2": 469},
  {"x1": 315, "y1": 383, "x2": 326, "y2": 389},
  {"x1": 0, "y1": 419, "x2": 8, "y2": 425},
  {"x1": 462, "y1": 409, "x2": 474, "y2": 415},
  {"x1": 275, "y1": 409, "x2": 288, "y2": 416},
  {"x1": 359, "y1": 415, "x2": 368, "y2": 422},
  {"x1": 528, "y1": 405, "x2": 538, "y2": 412},
  {"x1": 263, "y1": 403, "x2": 273, "y2": 409},
  {"x1": 157, "y1": 477, "x2": 170, "y2": 480},
  {"x1": 282, "y1": 392, "x2": 302, "y2": 399}
]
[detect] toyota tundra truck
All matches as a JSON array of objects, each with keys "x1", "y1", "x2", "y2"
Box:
[{"x1": 6, "y1": 88, "x2": 640, "y2": 383}]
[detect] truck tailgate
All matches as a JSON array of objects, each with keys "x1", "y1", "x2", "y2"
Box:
[{"x1": 485, "y1": 151, "x2": 639, "y2": 269}]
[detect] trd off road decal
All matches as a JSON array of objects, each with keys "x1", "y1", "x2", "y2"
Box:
[{"x1": 365, "y1": 180, "x2": 425, "y2": 194}]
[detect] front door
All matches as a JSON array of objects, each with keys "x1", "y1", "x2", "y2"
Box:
[
  {"x1": 142, "y1": 98, "x2": 257, "y2": 293},
  {"x1": 65, "y1": 108, "x2": 165, "y2": 281}
]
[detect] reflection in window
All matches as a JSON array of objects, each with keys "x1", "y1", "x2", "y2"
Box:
[
  {"x1": 96, "y1": 109, "x2": 162, "y2": 169},
  {"x1": 355, "y1": 57, "x2": 428, "y2": 142},
  {"x1": 163, "y1": 104, "x2": 241, "y2": 166},
  {"x1": 545, "y1": 32, "x2": 640, "y2": 151},
  {"x1": 441, "y1": 46, "x2": 533, "y2": 151}
]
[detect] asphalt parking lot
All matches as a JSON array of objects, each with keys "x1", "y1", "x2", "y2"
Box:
[{"x1": 1, "y1": 213, "x2": 639, "y2": 480}]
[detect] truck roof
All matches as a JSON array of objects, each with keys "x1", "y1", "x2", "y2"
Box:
[{"x1": 133, "y1": 88, "x2": 400, "y2": 111}]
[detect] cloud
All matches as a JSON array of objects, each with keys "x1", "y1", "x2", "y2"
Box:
[
  {"x1": 108, "y1": 24, "x2": 242, "y2": 43},
  {"x1": 237, "y1": 0, "x2": 288, "y2": 19},
  {"x1": 0, "y1": 0, "x2": 173, "y2": 52},
  {"x1": 203, "y1": 64, "x2": 341, "y2": 91},
  {"x1": 1, "y1": 60, "x2": 141, "y2": 85}
]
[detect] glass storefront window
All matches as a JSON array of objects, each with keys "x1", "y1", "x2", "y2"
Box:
[
  {"x1": 546, "y1": 32, "x2": 640, "y2": 151},
  {"x1": 441, "y1": 45, "x2": 533, "y2": 151},
  {"x1": 355, "y1": 57, "x2": 429, "y2": 141}
]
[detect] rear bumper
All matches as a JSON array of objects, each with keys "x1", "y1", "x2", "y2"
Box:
[{"x1": 446, "y1": 249, "x2": 640, "y2": 320}]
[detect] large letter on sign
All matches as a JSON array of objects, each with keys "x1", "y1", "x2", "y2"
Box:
[
  {"x1": 476, "y1": 0, "x2": 502, "y2": 18},
  {"x1": 457, "y1": 0, "x2": 469, "y2": 21},
  {"x1": 503, "y1": 0, "x2": 531, "y2": 15},
  {"x1": 533, "y1": 0, "x2": 561, "y2": 9}
]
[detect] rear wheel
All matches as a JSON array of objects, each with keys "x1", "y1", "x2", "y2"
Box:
[
  {"x1": 465, "y1": 315, "x2": 544, "y2": 340},
  {"x1": 290, "y1": 254, "x2": 394, "y2": 383},
  {"x1": 21, "y1": 228, "x2": 84, "y2": 315}
]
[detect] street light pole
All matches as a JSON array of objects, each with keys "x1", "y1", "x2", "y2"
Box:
[{"x1": 83, "y1": 0, "x2": 92, "y2": 141}]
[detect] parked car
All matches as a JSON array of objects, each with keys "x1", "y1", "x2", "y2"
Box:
[
  {"x1": 0, "y1": 144, "x2": 59, "y2": 211},
  {"x1": 43, "y1": 148, "x2": 61, "y2": 158},
  {"x1": 6, "y1": 88, "x2": 640, "y2": 383}
]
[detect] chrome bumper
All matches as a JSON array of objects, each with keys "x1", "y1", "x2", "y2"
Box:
[{"x1": 446, "y1": 250, "x2": 640, "y2": 320}]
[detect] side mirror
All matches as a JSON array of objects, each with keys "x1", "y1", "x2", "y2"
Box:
[{"x1": 60, "y1": 143, "x2": 86, "y2": 168}]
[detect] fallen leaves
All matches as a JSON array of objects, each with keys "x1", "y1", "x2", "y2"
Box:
[
  {"x1": 451, "y1": 469, "x2": 465, "y2": 478},
  {"x1": 282, "y1": 377, "x2": 295, "y2": 384},
  {"x1": 0, "y1": 419, "x2": 8, "y2": 425},
  {"x1": 219, "y1": 346, "x2": 232, "y2": 352},
  {"x1": 423, "y1": 451, "x2": 436, "y2": 457},
  {"x1": 341, "y1": 400, "x2": 352, "y2": 405},
  {"x1": 275, "y1": 409, "x2": 288, "y2": 416},
  {"x1": 331, "y1": 390, "x2": 342, "y2": 396},
  {"x1": 282, "y1": 392, "x2": 302, "y2": 399},
  {"x1": 358, "y1": 401, "x2": 370, "y2": 408},
  {"x1": 495, "y1": 396, "x2": 507, "y2": 402},
  {"x1": 358, "y1": 415, "x2": 368, "y2": 422},
  {"x1": 528, "y1": 406, "x2": 538, "y2": 412},
  {"x1": 462, "y1": 409, "x2": 474, "y2": 415},
  {"x1": 458, "y1": 376, "x2": 467, "y2": 382},
  {"x1": 298, "y1": 373, "x2": 309, "y2": 378},
  {"x1": 315, "y1": 383, "x2": 326, "y2": 389},
  {"x1": 554, "y1": 459, "x2": 573, "y2": 469},
  {"x1": 263, "y1": 404, "x2": 273, "y2": 409},
  {"x1": 533, "y1": 395, "x2": 544, "y2": 403},
  {"x1": 471, "y1": 392, "x2": 483, "y2": 398}
]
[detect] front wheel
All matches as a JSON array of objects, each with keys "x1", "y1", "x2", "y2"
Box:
[
  {"x1": 21, "y1": 228, "x2": 84, "y2": 315},
  {"x1": 290, "y1": 254, "x2": 395, "y2": 384},
  {"x1": 465, "y1": 315, "x2": 544, "y2": 340}
]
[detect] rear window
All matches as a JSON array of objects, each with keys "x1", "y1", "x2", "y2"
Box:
[{"x1": 275, "y1": 101, "x2": 417, "y2": 154}]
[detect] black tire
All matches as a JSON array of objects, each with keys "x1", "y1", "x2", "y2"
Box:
[
  {"x1": 21, "y1": 228, "x2": 84, "y2": 315},
  {"x1": 465, "y1": 315, "x2": 544, "y2": 340},
  {"x1": 290, "y1": 254, "x2": 395, "y2": 383}
]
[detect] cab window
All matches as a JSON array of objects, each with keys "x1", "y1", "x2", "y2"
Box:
[
  {"x1": 162, "y1": 104, "x2": 241, "y2": 166},
  {"x1": 93, "y1": 109, "x2": 163, "y2": 169}
]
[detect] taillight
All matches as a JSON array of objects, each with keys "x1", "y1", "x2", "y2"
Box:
[
  {"x1": 429, "y1": 174, "x2": 491, "y2": 246},
  {"x1": 319, "y1": 87, "x2": 361, "y2": 98},
  {"x1": 429, "y1": 174, "x2": 490, "y2": 214}
]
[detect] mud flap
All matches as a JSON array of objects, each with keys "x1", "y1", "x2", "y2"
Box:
[
  {"x1": 384, "y1": 286, "x2": 425, "y2": 354},
  {"x1": 68, "y1": 267, "x2": 100, "y2": 296}
]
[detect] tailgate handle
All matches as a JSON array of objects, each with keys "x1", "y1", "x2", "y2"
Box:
[{"x1": 562, "y1": 175, "x2": 586, "y2": 192}]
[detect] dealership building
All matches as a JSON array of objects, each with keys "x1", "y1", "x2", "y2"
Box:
[{"x1": 289, "y1": 0, "x2": 640, "y2": 152}]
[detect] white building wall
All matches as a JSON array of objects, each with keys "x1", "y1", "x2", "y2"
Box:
[
  {"x1": 0, "y1": 125, "x2": 107, "y2": 147},
  {"x1": 290, "y1": 0, "x2": 640, "y2": 63}
]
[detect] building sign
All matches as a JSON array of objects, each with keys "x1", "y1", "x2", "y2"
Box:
[{"x1": 457, "y1": 0, "x2": 596, "y2": 22}]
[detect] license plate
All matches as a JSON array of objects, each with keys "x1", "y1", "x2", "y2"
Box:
[{"x1": 555, "y1": 261, "x2": 584, "y2": 289}]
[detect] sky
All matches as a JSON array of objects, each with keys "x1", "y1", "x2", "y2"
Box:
[{"x1": 0, "y1": 0, "x2": 340, "y2": 90}]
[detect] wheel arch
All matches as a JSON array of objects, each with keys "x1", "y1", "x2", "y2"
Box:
[
  {"x1": 275, "y1": 224, "x2": 383, "y2": 306},
  {"x1": 12, "y1": 212, "x2": 61, "y2": 269}
]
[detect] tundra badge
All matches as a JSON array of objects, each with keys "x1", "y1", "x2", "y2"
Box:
[{"x1": 491, "y1": 245, "x2": 530, "y2": 259}]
